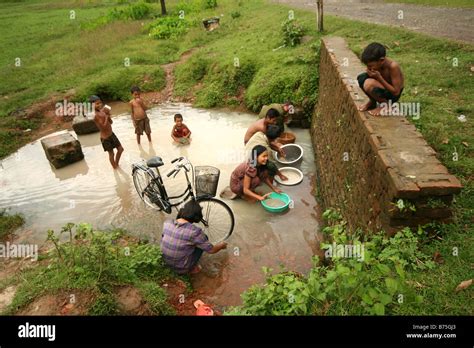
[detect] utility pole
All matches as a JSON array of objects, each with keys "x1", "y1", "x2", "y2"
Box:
[{"x1": 317, "y1": 0, "x2": 324, "y2": 32}]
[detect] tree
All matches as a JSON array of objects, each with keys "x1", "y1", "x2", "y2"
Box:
[
  {"x1": 317, "y1": 0, "x2": 324, "y2": 32},
  {"x1": 160, "y1": 0, "x2": 167, "y2": 15}
]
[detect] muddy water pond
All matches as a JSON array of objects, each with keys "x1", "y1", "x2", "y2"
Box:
[{"x1": 0, "y1": 103, "x2": 322, "y2": 309}]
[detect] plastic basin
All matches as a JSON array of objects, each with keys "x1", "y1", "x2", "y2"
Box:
[{"x1": 261, "y1": 192, "x2": 292, "y2": 213}]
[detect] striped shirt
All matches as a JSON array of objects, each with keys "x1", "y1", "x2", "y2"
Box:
[{"x1": 161, "y1": 219, "x2": 213, "y2": 273}]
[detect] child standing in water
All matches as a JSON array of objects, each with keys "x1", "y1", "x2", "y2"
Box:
[
  {"x1": 91, "y1": 95, "x2": 124, "y2": 169},
  {"x1": 130, "y1": 86, "x2": 152, "y2": 144},
  {"x1": 171, "y1": 113, "x2": 192, "y2": 144}
]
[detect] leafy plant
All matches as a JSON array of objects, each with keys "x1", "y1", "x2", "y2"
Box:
[
  {"x1": 231, "y1": 11, "x2": 241, "y2": 19},
  {"x1": 281, "y1": 19, "x2": 305, "y2": 47},
  {"x1": 227, "y1": 211, "x2": 432, "y2": 316},
  {"x1": 148, "y1": 16, "x2": 189, "y2": 40},
  {"x1": 203, "y1": 0, "x2": 218, "y2": 9}
]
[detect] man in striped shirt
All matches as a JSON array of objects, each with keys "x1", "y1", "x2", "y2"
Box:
[{"x1": 161, "y1": 200, "x2": 227, "y2": 274}]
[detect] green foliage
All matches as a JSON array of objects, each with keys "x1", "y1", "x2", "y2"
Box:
[
  {"x1": 0, "y1": 210, "x2": 24, "y2": 240},
  {"x1": 148, "y1": 16, "x2": 189, "y2": 40},
  {"x1": 281, "y1": 19, "x2": 305, "y2": 47},
  {"x1": 203, "y1": 0, "x2": 218, "y2": 9},
  {"x1": 82, "y1": 1, "x2": 152, "y2": 30},
  {"x1": 230, "y1": 11, "x2": 241, "y2": 19},
  {"x1": 137, "y1": 281, "x2": 175, "y2": 315},
  {"x1": 6, "y1": 223, "x2": 178, "y2": 315},
  {"x1": 88, "y1": 293, "x2": 120, "y2": 316},
  {"x1": 227, "y1": 212, "x2": 433, "y2": 316},
  {"x1": 75, "y1": 66, "x2": 165, "y2": 102}
]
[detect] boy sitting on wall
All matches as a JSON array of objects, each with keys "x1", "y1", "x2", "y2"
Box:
[{"x1": 357, "y1": 42, "x2": 404, "y2": 116}]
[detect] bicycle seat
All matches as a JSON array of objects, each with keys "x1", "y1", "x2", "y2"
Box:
[{"x1": 146, "y1": 156, "x2": 164, "y2": 168}]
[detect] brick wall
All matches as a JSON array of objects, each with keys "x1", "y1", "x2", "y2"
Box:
[{"x1": 311, "y1": 37, "x2": 462, "y2": 233}]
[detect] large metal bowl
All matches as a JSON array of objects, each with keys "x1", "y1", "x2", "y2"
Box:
[{"x1": 274, "y1": 144, "x2": 304, "y2": 167}]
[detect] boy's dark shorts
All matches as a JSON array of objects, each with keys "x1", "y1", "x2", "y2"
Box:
[
  {"x1": 134, "y1": 117, "x2": 151, "y2": 135},
  {"x1": 357, "y1": 72, "x2": 403, "y2": 103},
  {"x1": 101, "y1": 132, "x2": 122, "y2": 152}
]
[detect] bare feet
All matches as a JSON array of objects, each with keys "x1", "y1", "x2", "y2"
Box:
[
  {"x1": 358, "y1": 100, "x2": 375, "y2": 112},
  {"x1": 368, "y1": 106, "x2": 384, "y2": 117}
]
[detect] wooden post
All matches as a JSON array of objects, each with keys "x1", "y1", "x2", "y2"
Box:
[{"x1": 317, "y1": 0, "x2": 324, "y2": 32}]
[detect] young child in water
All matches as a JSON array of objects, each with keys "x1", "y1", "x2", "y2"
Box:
[
  {"x1": 357, "y1": 42, "x2": 404, "y2": 116},
  {"x1": 171, "y1": 113, "x2": 191, "y2": 144},
  {"x1": 129, "y1": 86, "x2": 152, "y2": 144}
]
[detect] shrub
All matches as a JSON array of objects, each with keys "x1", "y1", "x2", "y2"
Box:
[
  {"x1": 231, "y1": 11, "x2": 241, "y2": 19},
  {"x1": 226, "y1": 211, "x2": 434, "y2": 316},
  {"x1": 0, "y1": 210, "x2": 24, "y2": 240},
  {"x1": 281, "y1": 19, "x2": 305, "y2": 47},
  {"x1": 76, "y1": 66, "x2": 165, "y2": 102},
  {"x1": 202, "y1": 0, "x2": 218, "y2": 9},
  {"x1": 148, "y1": 16, "x2": 189, "y2": 40}
]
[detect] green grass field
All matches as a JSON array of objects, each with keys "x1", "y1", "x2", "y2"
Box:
[
  {"x1": 0, "y1": 0, "x2": 472, "y2": 315},
  {"x1": 384, "y1": 0, "x2": 474, "y2": 8}
]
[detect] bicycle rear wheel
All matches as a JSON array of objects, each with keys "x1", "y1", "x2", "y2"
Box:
[
  {"x1": 196, "y1": 197, "x2": 235, "y2": 244},
  {"x1": 132, "y1": 167, "x2": 163, "y2": 210}
]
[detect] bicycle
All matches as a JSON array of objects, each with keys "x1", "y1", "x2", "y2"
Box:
[{"x1": 132, "y1": 156, "x2": 234, "y2": 243}]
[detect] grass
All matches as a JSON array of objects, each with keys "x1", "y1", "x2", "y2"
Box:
[
  {"x1": 383, "y1": 0, "x2": 474, "y2": 8},
  {"x1": 1, "y1": 223, "x2": 181, "y2": 315},
  {"x1": 0, "y1": 0, "x2": 472, "y2": 315},
  {"x1": 0, "y1": 210, "x2": 24, "y2": 240}
]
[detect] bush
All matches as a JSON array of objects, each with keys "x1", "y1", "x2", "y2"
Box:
[
  {"x1": 76, "y1": 66, "x2": 165, "y2": 102},
  {"x1": 202, "y1": 0, "x2": 218, "y2": 9},
  {"x1": 148, "y1": 16, "x2": 189, "y2": 40},
  {"x1": 231, "y1": 11, "x2": 241, "y2": 19},
  {"x1": 0, "y1": 210, "x2": 24, "y2": 240},
  {"x1": 108, "y1": 1, "x2": 152, "y2": 21},
  {"x1": 226, "y1": 211, "x2": 434, "y2": 316},
  {"x1": 281, "y1": 19, "x2": 305, "y2": 47}
]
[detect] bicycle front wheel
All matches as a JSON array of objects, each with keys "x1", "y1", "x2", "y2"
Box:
[
  {"x1": 196, "y1": 197, "x2": 235, "y2": 244},
  {"x1": 132, "y1": 167, "x2": 162, "y2": 210}
]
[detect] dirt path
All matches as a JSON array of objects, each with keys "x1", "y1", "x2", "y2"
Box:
[{"x1": 272, "y1": 0, "x2": 474, "y2": 44}]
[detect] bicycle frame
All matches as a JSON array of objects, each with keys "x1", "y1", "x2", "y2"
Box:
[{"x1": 134, "y1": 158, "x2": 199, "y2": 212}]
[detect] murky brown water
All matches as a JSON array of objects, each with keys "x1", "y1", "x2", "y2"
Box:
[{"x1": 0, "y1": 103, "x2": 321, "y2": 308}]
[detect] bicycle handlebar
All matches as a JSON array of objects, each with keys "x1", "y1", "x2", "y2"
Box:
[{"x1": 171, "y1": 157, "x2": 184, "y2": 164}]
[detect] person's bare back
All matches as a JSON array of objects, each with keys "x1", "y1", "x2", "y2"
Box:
[{"x1": 244, "y1": 119, "x2": 266, "y2": 144}]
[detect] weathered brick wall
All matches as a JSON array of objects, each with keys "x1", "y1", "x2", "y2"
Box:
[{"x1": 311, "y1": 37, "x2": 462, "y2": 233}]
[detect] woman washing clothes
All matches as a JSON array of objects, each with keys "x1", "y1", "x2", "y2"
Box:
[{"x1": 230, "y1": 145, "x2": 282, "y2": 202}]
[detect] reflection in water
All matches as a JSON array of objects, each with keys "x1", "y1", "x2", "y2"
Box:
[{"x1": 0, "y1": 102, "x2": 321, "y2": 309}]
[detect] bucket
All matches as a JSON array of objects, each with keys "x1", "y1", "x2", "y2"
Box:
[{"x1": 276, "y1": 132, "x2": 296, "y2": 145}]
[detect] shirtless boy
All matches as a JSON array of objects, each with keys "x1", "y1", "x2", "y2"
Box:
[
  {"x1": 91, "y1": 95, "x2": 124, "y2": 169},
  {"x1": 357, "y1": 42, "x2": 404, "y2": 116},
  {"x1": 130, "y1": 86, "x2": 152, "y2": 144},
  {"x1": 244, "y1": 108, "x2": 285, "y2": 157}
]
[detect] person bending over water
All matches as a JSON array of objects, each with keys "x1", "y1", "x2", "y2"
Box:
[
  {"x1": 230, "y1": 145, "x2": 282, "y2": 202},
  {"x1": 161, "y1": 200, "x2": 227, "y2": 274},
  {"x1": 91, "y1": 95, "x2": 124, "y2": 169},
  {"x1": 245, "y1": 124, "x2": 288, "y2": 183}
]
